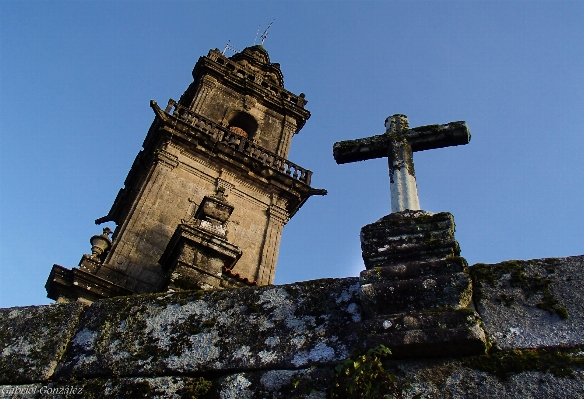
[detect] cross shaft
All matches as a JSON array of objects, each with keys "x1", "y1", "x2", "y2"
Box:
[{"x1": 333, "y1": 114, "x2": 470, "y2": 212}]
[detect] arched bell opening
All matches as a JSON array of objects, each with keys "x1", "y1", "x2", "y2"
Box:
[{"x1": 227, "y1": 111, "x2": 258, "y2": 139}]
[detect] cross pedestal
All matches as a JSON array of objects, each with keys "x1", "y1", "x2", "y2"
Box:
[{"x1": 332, "y1": 114, "x2": 486, "y2": 358}]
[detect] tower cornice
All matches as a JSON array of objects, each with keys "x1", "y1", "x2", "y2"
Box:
[{"x1": 185, "y1": 49, "x2": 310, "y2": 133}]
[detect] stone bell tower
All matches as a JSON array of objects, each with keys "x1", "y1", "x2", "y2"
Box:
[{"x1": 46, "y1": 45, "x2": 326, "y2": 302}]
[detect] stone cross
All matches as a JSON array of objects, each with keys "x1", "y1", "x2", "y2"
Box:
[{"x1": 333, "y1": 114, "x2": 470, "y2": 213}]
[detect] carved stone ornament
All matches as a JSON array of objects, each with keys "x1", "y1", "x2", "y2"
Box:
[
  {"x1": 90, "y1": 227, "x2": 112, "y2": 261},
  {"x1": 242, "y1": 95, "x2": 256, "y2": 110}
]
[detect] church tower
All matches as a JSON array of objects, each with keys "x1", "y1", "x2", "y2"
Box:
[{"x1": 46, "y1": 45, "x2": 326, "y2": 302}]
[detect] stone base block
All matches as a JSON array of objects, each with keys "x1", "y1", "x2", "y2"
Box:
[
  {"x1": 159, "y1": 224, "x2": 242, "y2": 291},
  {"x1": 362, "y1": 309, "x2": 487, "y2": 358},
  {"x1": 360, "y1": 257, "x2": 467, "y2": 284},
  {"x1": 361, "y1": 211, "x2": 460, "y2": 268},
  {"x1": 360, "y1": 272, "x2": 472, "y2": 316}
]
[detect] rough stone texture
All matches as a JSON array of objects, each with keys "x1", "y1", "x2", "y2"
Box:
[
  {"x1": 2, "y1": 357, "x2": 582, "y2": 398},
  {"x1": 360, "y1": 273, "x2": 473, "y2": 316},
  {"x1": 360, "y1": 257, "x2": 467, "y2": 284},
  {"x1": 396, "y1": 357, "x2": 584, "y2": 399},
  {"x1": 53, "y1": 278, "x2": 361, "y2": 380},
  {"x1": 470, "y1": 255, "x2": 584, "y2": 350},
  {"x1": 357, "y1": 210, "x2": 486, "y2": 358},
  {"x1": 360, "y1": 211, "x2": 460, "y2": 268},
  {"x1": 362, "y1": 309, "x2": 487, "y2": 358},
  {"x1": 0, "y1": 302, "x2": 85, "y2": 384}
]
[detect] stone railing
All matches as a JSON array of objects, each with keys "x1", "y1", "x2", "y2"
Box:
[{"x1": 164, "y1": 99, "x2": 312, "y2": 185}]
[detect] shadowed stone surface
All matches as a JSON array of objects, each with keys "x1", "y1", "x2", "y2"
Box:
[
  {"x1": 397, "y1": 357, "x2": 584, "y2": 399},
  {"x1": 53, "y1": 278, "x2": 361, "y2": 380},
  {"x1": 360, "y1": 211, "x2": 460, "y2": 268},
  {"x1": 2, "y1": 357, "x2": 582, "y2": 398},
  {"x1": 362, "y1": 309, "x2": 487, "y2": 357},
  {"x1": 470, "y1": 255, "x2": 584, "y2": 350},
  {"x1": 0, "y1": 302, "x2": 85, "y2": 384},
  {"x1": 360, "y1": 272, "x2": 473, "y2": 316}
]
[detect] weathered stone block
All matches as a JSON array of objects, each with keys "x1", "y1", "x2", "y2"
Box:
[
  {"x1": 470, "y1": 255, "x2": 584, "y2": 350},
  {"x1": 0, "y1": 303, "x2": 85, "y2": 384},
  {"x1": 362, "y1": 309, "x2": 487, "y2": 357},
  {"x1": 360, "y1": 272, "x2": 472, "y2": 316},
  {"x1": 54, "y1": 278, "x2": 362, "y2": 380},
  {"x1": 360, "y1": 211, "x2": 460, "y2": 268},
  {"x1": 360, "y1": 257, "x2": 467, "y2": 284},
  {"x1": 159, "y1": 223, "x2": 243, "y2": 291},
  {"x1": 393, "y1": 355, "x2": 584, "y2": 399}
]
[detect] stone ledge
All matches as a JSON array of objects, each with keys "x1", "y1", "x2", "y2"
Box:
[
  {"x1": 360, "y1": 272, "x2": 472, "y2": 316},
  {"x1": 361, "y1": 309, "x2": 487, "y2": 357},
  {"x1": 2, "y1": 354, "x2": 582, "y2": 398},
  {"x1": 53, "y1": 278, "x2": 362, "y2": 380},
  {"x1": 364, "y1": 325, "x2": 487, "y2": 358},
  {"x1": 0, "y1": 302, "x2": 85, "y2": 384},
  {"x1": 470, "y1": 255, "x2": 584, "y2": 350},
  {"x1": 360, "y1": 257, "x2": 467, "y2": 284}
]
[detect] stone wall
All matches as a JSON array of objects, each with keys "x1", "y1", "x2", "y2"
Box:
[{"x1": 1, "y1": 255, "x2": 583, "y2": 398}]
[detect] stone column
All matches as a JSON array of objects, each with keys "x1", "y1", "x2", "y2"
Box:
[
  {"x1": 256, "y1": 203, "x2": 289, "y2": 285},
  {"x1": 191, "y1": 75, "x2": 217, "y2": 114},
  {"x1": 277, "y1": 117, "x2": 297, "y2": 159}
]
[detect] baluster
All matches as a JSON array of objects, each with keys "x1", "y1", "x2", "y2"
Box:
[
  {"x1": 243, "y1": 140, "x2": 254, "y2": 156},
  {"x1": 292, "y1": 166, "x2": 299, "y2": 179},
  {"x1": 273, "y1": 158, "x2": 281, "y2": 172},
  {"x1": 253, "y1": 146, "x2": 261, "y2": 159},
  {"x1": 238, "y1": 137, "x2": 247, "y2": 152},
  {"x1": 165, "y1": 100, "x2": 174, "y2": 113},
  {"x1": 215, "y1": 129, "x2": 224, "y2": 142},
  {"x1": 229, "y1": 134, "x2": 239, "y2": 148},
  {"x1": 304, "y1": 170, "x2": 312, "y2": 185},
  {"x1": 277, "y1": 159, "x2": 286, "y2": 173}
]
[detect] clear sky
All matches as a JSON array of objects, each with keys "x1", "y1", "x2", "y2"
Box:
[{"x1": 1, "y1": 1, "x2": 583, "y2": 308}]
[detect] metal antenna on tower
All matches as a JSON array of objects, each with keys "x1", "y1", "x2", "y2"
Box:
[
  {"x1": 253, "y1": 25, "x2": 261, "y2": 45},
  {"x1": 260, "y1": 20, "x2": 274, "y2": 45},
  {"x1": 222, "y1": 40, "x2": 240, "y2": 56}
]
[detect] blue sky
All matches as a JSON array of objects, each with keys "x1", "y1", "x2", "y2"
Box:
[{"x1": 1, "y1": 1, "x2": 583, "y2": 308}]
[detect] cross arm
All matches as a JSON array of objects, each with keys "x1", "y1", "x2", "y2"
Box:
[
  {"x1": 406, "y1": 121, "x2": 471, "y2": 152},
  {"x1": 333, "y1": 134, "x2": 390, "y2": 164}
]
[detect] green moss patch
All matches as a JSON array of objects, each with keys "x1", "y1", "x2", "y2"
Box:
[
  {"x1": 471, "y1": 260, "x2": 568, "y2": 319},
  {"x1": 464, "y1": 347, "x2": 584, "y2": 380}
]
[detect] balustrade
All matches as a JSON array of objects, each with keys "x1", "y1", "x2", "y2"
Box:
[{"x1": 162, "y1": 99, "x2": 312, "y2": 185}]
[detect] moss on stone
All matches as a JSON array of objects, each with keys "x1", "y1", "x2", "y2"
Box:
[
  {"x1": 183, "y1": 377, "x2": 213, "y2": 398},
  {"x1": 471, "y1": 260, "x2": 569, "y2": 319},
  {"x1": 464, "y1": 347, "x2": 584, "y2": 380}
]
